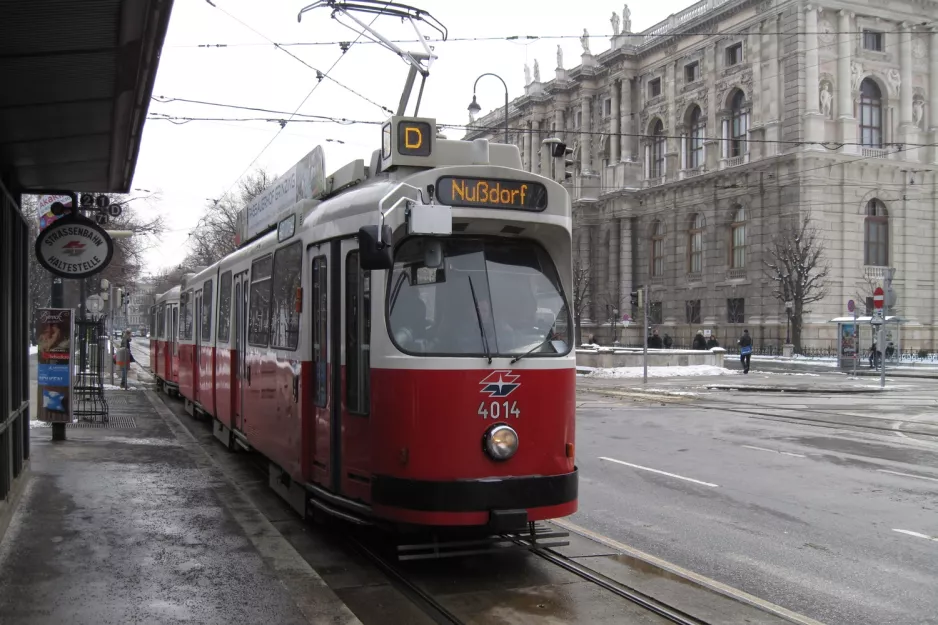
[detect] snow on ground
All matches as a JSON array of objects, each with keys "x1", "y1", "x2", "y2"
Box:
[
  {"x1": 29, "y1": 345, "x2": 38, "y2": 355},
  {"x1": 584, "y1": 365, "x2": 737, "y2": 379}
]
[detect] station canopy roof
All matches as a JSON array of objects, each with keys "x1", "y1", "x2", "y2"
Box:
[
  {"x1": 828, "y1": 316, "x2": 906, "y2": 323},
  {"x1": 0, "y1": 0, "x2": 174, "y2": 193}
]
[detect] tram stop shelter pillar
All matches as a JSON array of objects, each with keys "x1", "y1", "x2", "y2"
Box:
[
  {"x1": 0, "y1": 0, "x2": 174, "y2": 541},
  {"x1": 829, "y1": 316, "x2": 905, "y2": 370}
]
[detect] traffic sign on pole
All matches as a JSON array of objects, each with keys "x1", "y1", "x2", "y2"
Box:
[
  {"x1": 847, "y1": 299, "x2": 855, "y2": 313},
  {"x1": 873, "y1": 287, "x2": 884, "y2": 309}
]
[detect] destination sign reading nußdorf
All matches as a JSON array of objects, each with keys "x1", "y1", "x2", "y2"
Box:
[{"x1": 35, "y1": 218, "x2": 114, "y2": 279}]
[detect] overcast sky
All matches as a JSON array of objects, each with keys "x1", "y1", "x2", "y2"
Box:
[{"x1": 134, "y1": 0, "x2": 692, "y2": 273}]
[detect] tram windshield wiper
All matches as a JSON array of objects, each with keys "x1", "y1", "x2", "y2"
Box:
[
  {"x1": 510, "y1": 332, "x2": 553, "y2": 364},
  {"x1": 467, "y1": 276, "x2": 492, "y2": 364}
]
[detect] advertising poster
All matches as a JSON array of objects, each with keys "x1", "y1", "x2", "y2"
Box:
[
  {"x1": 36, "y1": 308, "x2": 74, "y2": 423},
  {"x1": 840, "y1": 323, "x2": 857, "y2": 358},
  {"x1": 37, "y1": 194, "x2": 72, "y2": 230}
]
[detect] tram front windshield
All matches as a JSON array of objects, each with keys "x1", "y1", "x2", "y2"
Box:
[{"x1": 388, "y1": 237, "x2": 571, "y2": 358}]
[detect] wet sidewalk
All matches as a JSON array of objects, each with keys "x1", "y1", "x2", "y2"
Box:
[{"x1": 0, "y1": 390, "x2": 360, "y2": 625}]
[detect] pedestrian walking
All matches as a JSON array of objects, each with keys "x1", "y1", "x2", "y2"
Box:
[
  {"x1": 692, "y1": 331, "x2": 707, "y2": 350},
  {"x1": 737, "y1": 329, "x2": 752, "y2": 374},
  {"x1": 706, "y1": 335, "x2": 719, "y2": 349},
  {"x1": 663, "y1": 333, "x2": 673, "y2": 349},
  {"x1": 648, "y1": 329, "x2": 663, "y2": 349}
]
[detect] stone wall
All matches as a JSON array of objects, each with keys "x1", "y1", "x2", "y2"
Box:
[{"x1": 577, "y1": 347, "x2": 725, "y2": 368}]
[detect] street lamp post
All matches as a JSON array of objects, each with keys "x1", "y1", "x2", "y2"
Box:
[{"x1": 467, "y1": 73, "x2": 509, "y2": 143}]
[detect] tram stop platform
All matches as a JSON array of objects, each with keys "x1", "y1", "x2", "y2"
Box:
[{"x1": 0, "y1": 389, "x2": 360, "y2": 625}]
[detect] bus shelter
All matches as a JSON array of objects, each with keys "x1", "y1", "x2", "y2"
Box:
[{"x1": 829, "y1": 315, "x2": 905, "y2": 370}]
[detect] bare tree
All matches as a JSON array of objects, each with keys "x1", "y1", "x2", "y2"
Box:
[
  {"x1": 188, "y1": 167, "x2": 276, "y2": 266},
  {"x1": 764, "y1": 214, "x2": 831, "y2": 351},
  {"x1": 572, "y1": 255, "x2": 592, "y2": 345}
]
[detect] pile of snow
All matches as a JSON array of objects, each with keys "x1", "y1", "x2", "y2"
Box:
[{"x1": 584, "y1": 365, "x2": 737, "y2": 379}]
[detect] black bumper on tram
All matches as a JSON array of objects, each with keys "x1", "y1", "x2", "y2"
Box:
[{"x1": 371, "y1": 468, "x2": 578, "y2": 512}]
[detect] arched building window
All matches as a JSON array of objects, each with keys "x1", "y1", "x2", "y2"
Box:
[
  {"x1": 687, "y1": 106, "x2": 705, "y2": 169},
  {"x1": 864, "y1": 199, "x2": 888, "y2": 266},
  {"x1": 651, "y1": 220, "x2": 665, "y2": 277},
  {"x1": 689, "y1": 213, "x2": 705, "y2": 273},
  {"x1": 729, "y1": 91, "x2": 747, "y2": 157},
  {"x1": 859, "y1": 79, "x2": 883, "y2": 149},
  {"x1": 730, "y1": 206, "x2": 747, "y2": 269},
  {"x1": 646, "y1": 119, "x2": 666, "y2": 179}
]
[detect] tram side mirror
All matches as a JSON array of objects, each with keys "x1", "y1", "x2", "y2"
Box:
[
  {"x1": 424, "y1": 240, "x2": 443, "y2": 269},
  {"x1": 359, "y1": 225, "x2": 393, "y2": 271}
]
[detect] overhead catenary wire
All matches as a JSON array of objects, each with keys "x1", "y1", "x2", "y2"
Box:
[
  {"x1": 164, "y1": 23, "x2": 938, "y2": 49},
  {"x1": 145, "y1": 110, "x2": 938, "y2": 152},
  {"x1": 203, "y1": 0, "x2": 392, "y2": 116},
  {"x1": 204, "y1": 0, "x2": 388, "y2": 212}
]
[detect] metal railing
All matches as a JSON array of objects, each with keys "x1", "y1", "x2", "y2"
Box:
[{"x1": 74, "y1": 317, "x2": 109, "y2": 423}]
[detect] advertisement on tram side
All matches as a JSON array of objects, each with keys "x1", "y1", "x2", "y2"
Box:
[{"x1": 36, "y1": 308, "x2": 74, "y2": 423}]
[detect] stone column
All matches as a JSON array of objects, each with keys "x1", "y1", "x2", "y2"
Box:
[
  {"x1": 805, "y1": 6, "x2": 820, "y2": 113},
  {"x1": 523, "y1": 119, "x2": 533, "y2": 171},
  {"x1": 611, "y1": 80, "x2": 621, "y2": 163},
  {"x1": 578, "y1": 227, "x2": 592, "y2": 323},
  {"x1": 930, "y1": 28, "x2": 938, "y2": 163},
  {"x1": 838, "y1": 10, "x2": 856, "y2": 149},
  {"x1": 750, "y1": 29, "x2": 762, "y2": 127},
  {"x1": 580, "y1": 95, "x2": 592, "y2": 173},
  {"x1": 539, "y1": 116, "x2": 551, "y2": 176},
  {"x1": 589, "y1": 225, "x2": 601, "y2": 323},
  {"x1": 900, "y1": 23, "x2": 915, "y2": 129},
  {"x1": 618, "y1": 217, "x2": 632, "y2": 309},
  {"x1": 608, "y1": 219, "x2": 620, "y2": 310},
  {"x1": 620, "y1": 78, "x2": 632, "y2": 161}
]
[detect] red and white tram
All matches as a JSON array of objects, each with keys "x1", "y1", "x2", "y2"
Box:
[
  {"x1": 150, "y1": 285, "x2": 181, "y2": 394},
  {"x1": 151, "y1": 115, "x2": 578, "y2": 538}
]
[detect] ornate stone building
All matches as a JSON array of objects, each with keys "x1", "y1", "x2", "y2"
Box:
[{"x1": 465, "y1": 0, "x2": 938, "y2": 350}]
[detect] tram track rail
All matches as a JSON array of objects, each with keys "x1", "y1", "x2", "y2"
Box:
[
  {"x1": 344, "y1": 533, "x2": 467, "y2": 625},
  {"x1": 583, "y1": 386, "x2": 938, "y2": 439},
  {"x1": 691, "y1": 400, "x2": 938, "y2": 439},
  {"x1": 507, "y1": 535, "x2": 714, "y2": 625}
]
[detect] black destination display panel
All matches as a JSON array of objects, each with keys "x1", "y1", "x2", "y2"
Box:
[{"x1": 435, "y1": 176, "x2": 548, "y2": 211}]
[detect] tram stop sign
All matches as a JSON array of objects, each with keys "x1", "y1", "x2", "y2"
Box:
[{"x1": 873, "y1": 287, "x2": 885, "y2": 310}]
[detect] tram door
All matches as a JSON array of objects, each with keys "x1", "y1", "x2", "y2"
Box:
[
  {"x1": 232, "y1": 271, "x2": 249, "y2": 432},
  {"x1": 170, "y1": 304, "x2": 179, "y2": 381},
  {"x1": 308, "y1": 244, "x2": 332, "y2": 487},
  {"x1": 339, "y1": 239, "x2": 371, "y2": 501},
  {"x1": 194, "y1": 289, "x2": 202, "y2": 397}
]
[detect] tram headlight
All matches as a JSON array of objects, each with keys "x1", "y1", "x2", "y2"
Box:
[{"x1": 482, "y1": 424, "x2": 519, "y2": 461}]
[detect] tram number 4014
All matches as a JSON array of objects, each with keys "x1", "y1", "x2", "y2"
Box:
[{"x1": 478, "y1": 401, "x2": 520, "y2": 419}]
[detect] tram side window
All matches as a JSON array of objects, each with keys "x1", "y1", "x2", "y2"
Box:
[
  {"x1": 157, "y1": 304, "x2": 165, "y2": 339},
  {"x1": 249, "y1": 255, "x2": 273, "y2": 346},
  {"x1": 217, "y1": 271, "x2": 232, "y2": 343},
  {"x1": 172, "y1": 306, "x2": 179, "y2": 353},
  {"x1": 271, "y1": 241, "x2": 302, "y2": 350},
  {"x1": 201, "y1": 279, "x2": 213, "y2": 341},
  {"x1": 312, "y1": 256, "x2": 327, "y2": 408},
  {"x1": 180, "y1": 290, "x2": 194, "y2": 340},
  {"x1": 346, "y1": 251, "x2": 370, "y2": 415}
]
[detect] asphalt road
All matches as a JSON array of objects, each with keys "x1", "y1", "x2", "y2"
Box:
[{"x1": 570, "y1": 383, "x2": 938, "y2": 625}]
